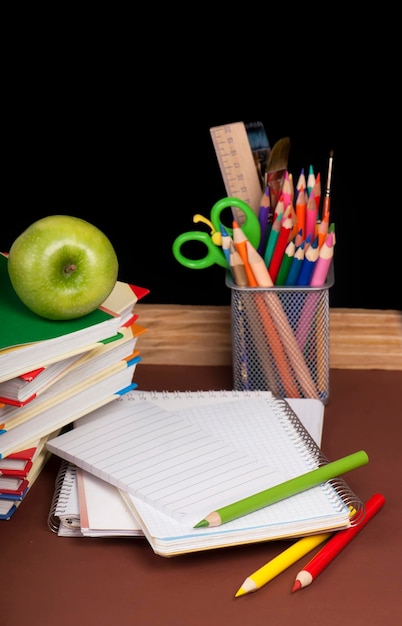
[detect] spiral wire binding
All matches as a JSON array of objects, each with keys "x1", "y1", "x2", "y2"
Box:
[
  {"x1": 47, "y1": 460, "x2": 78, "y2": 533},
  {"x1": 127, "y1": 389, "x2": 275, "y2": 401},
  {"x1": 268, "y1": 395, "x2": 366, "y2": 525}
]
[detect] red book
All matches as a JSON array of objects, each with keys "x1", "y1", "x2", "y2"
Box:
[
  {"x1": 0, "y1": 476, "x2": 29, "y2": 497},
  {"x1": 0, "y1": 446, "x2": 36, "y2": 477}
]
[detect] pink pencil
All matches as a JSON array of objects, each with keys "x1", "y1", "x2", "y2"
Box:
[
  {"x1": 281, "y1": 170, "x2": 293, "y2": 209},
  {"x1": 310, "y1": 232, "x2": 334, "y2": 287}
]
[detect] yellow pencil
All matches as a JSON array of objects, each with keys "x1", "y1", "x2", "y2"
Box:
[{"x1": 235, "y1": 533, "x2": 331, "y2": 597}]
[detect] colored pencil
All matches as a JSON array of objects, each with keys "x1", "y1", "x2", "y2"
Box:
[
  {"x1": 296, "y1": 237, "x2": 319, "y2": 286},
  {"x1": 243, "y1": 294, "x2": 298, "y2": 397},
  {"x1": 232, "y1": 221, "x2": 257, "y2": 287},
  {"x1": 312, "y1": 171, "x2": 321, "y2": 210},
  {"x1": 219, "y1": 223, "x2": 232, "y2": 267},
  {"x1": 263, "y1": 211, "x2": 282, "y2": 267},
  {"x1": 257, "y1": 184, "x2": 271, "y2": 256},
  {"x1": 229, "y1": 241, "x2": 248, "y2": 287},
  {"x1": 292, "y1": 493, "x2": 386, "y2": 592},
  {"x1": 275, "y1": 240, "x2": 295, "y2": 286},
  {"x1": 287, "y1": 204, "x2": 299, "y2": 242},
  {"x1": 310, "y1": 232, "x2": 334, "y2": 287},
  {"x1": 294, "y1": 227, "x2": 304, "y2": 249},
  {"x1": 235, "y1": 532, "x2": 331, "y2": 596},
  {"x1": 268, "y1": 214, "x2": 293, "y2": 283},
  {"x1": 304, "y1": 193, "x2": 318, "y2": 243},
  {"x1": 295, "y1": 167, "x2": 306, "y2": 196},
  {"x1": 246, "y1": 241, "x2": 273, "y2": 287},
  {"x1": 266, "y1": 292, "x2": 319, "y2": 398},
  {"x1": 295, "y1": 185, "x2": 307, "y2": 240},
  {"x1": 285, "y1": 242, "x2": 305, "y2": 286},
  {"x1": 317, "y1": 212, "x2": 330, "y2": 248},
  {"x1": 306, "y1": 164, "x2": 315, "y2": 197},
  {"x1": 193, "y1": 450, "x2": 369, "y2": 528},
  {"x1": 281, "y1": 170, "x2": 293, "y2": 209}
]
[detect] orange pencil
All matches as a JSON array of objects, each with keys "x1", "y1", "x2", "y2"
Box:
[
  {"x1": 232, "y1": 221, "x2": 257, "y2": 287},
  {"x1": 229, "y1": 241, "x2": 248, "y2": 287},
  {"x1": 304, "y1": 193, "x2": 318, "y2": 243},
  {"x1": 317, "y1": 212, "x2": 329, "y2": 248},
  {"x1": 287, "y1": 204, "x2": 299, "y2": 242},
  {"x1": 295, "y1": 185, "x2": 307, "y2": 241},
  {"x1": 253, "y1": 293, "x2": 300, "y2": 397}
]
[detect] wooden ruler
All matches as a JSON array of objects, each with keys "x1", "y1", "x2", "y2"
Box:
[{"x1": 210, "y1": 122, "x2": 263, "y2": 225}]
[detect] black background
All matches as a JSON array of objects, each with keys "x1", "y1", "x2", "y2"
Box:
[{"x1": 2, "y1": 27, "x2": 400, "y2": 311}]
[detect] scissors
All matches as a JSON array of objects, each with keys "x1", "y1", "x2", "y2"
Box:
[{"x1": 172, "y1": 197, "x2": 261, "y2": 270}]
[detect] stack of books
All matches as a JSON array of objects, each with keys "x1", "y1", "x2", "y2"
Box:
[{"x1": 0, "y1": 252, "x2": 149, "y2": 520}]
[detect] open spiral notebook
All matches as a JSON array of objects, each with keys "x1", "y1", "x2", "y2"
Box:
[
  {"x1": 46, "y1": 390, "x2": 364, "y2": 554},
  {"x1": 47, "y1": 391, "x2": 325, "y2": 538}
]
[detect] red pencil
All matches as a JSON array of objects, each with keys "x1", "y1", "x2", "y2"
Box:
[
  {"x1": 268, "y1": 214, "x2": 293, "y2": 283},
  {"x1": 312, "y1": 171, "x2": 321, "y2": 210},
  {"x1": 292, "y1": 493, "x2": 386, "y2": 592}
]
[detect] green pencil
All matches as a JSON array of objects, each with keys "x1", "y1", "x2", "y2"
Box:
[
  {"x1": 275, "y1": 240, "x2": 295, "y2": 285},
  {"x1": 193, "y1": 450, "x2": 369, "y2": 528}
]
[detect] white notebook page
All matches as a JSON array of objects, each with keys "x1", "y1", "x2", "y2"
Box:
[{"x1": 47, "y1": 395, "x2": 341, "y2": 528}]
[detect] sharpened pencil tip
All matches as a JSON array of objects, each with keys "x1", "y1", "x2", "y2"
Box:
[
  {"x1": 235, "y1": 588, "x2": 246, "y2": 598},
  {"x1": 292, "y1": 580, "x2": 302, "y2": 593},
  {"x1": 193, "y1": 519, "x2": 208, "y2": 528}
]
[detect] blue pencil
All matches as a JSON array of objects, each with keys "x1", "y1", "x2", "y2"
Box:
[
  {"x1": 296, "y1": 237, "x2": 319, "y2": 286},
  {"x1": 285, "y1": 241, "x2": 305, "y2": 286}
]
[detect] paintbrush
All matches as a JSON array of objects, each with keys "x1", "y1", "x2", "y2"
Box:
[
  {"x1": 266, "y1": 136, "x2": 291, "y2": 210},
  {"x1": 321, "y1": 149, "x2": 334, "y2": 221},
  {"x1": 245, "y1": 121, "x2": 271, "y2": 189}
]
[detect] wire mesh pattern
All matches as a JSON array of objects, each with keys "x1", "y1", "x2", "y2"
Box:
[{"x1": 227, "y1": 269, "x2": 334, "y2": 403}]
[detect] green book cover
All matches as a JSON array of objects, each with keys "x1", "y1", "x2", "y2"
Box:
[{"x1": 0, "y1": 253, "x2": 115, "y2": 351}]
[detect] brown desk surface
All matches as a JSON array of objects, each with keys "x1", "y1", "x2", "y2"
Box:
[{"x1": 1, "y1": 366, "x2": 401, "y2": 626}]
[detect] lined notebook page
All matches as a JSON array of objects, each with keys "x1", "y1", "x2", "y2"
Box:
[
  {"x1": 125, "y1": 390, "x2": 324, "y2": 446},
  {"x1": 47, "y1": 395, "x2": 343, "y2": 528},
  {"x1": 48, "y1": 400, "x2": 283, "y2": 524},
  {"x1": 77, "y1": 467, "x2": 143, "y2": 536}
]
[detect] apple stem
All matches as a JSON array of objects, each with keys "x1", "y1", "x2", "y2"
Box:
[{"x1": 64, "y1": 264, "x2": 77, "y2": 275}]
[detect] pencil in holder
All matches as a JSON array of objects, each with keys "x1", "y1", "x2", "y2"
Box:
[{"x1": 226, "y1": 265, "x2": 334, "y2": 403}]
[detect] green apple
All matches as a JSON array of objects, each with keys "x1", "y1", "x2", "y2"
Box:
[{"x1": 7, "y1": 215, "x2": 119, "y2": 320}]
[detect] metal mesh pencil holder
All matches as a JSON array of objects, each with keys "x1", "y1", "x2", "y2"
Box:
[{"x1": 226, "y1": 265, "x2": 334, "y2": 404}]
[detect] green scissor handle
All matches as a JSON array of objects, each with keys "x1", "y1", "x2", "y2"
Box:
[{"x1": 172, "y1": 197, "x2": 261, "y2": 270}]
